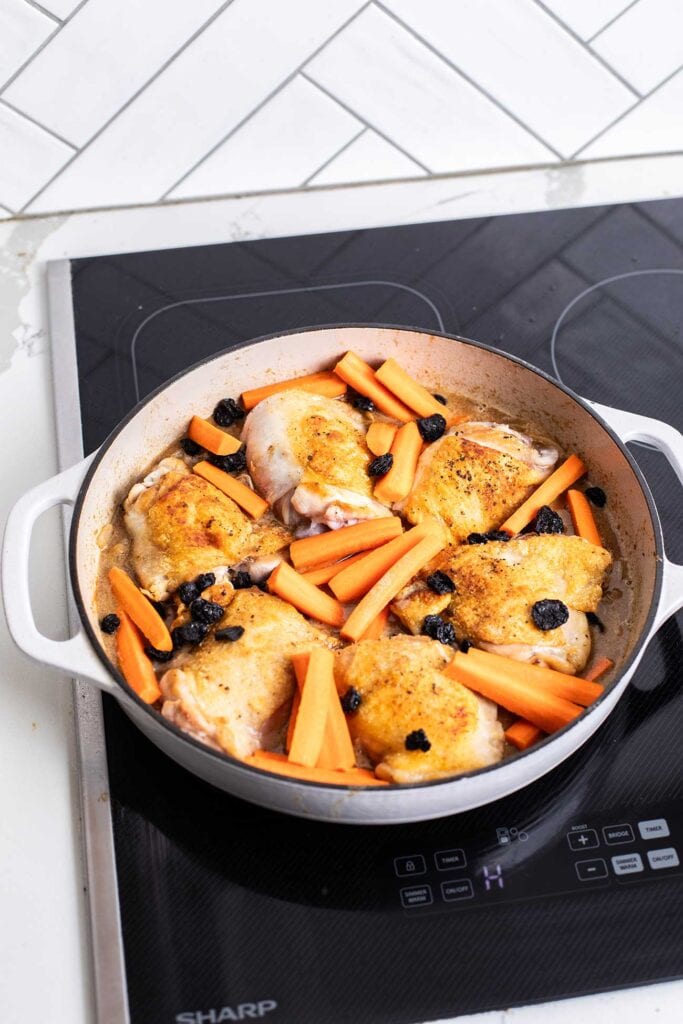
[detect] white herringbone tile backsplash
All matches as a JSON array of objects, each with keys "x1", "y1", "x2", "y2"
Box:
[{"x1": 0, "y1": 0, "x2": 681, "y2": 219}]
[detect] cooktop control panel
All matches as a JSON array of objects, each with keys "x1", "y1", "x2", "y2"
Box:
[{"x1": 389, "y1": 801, "x2": 681, "y2": 915}]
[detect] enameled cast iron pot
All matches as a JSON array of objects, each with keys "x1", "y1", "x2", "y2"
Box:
[{"x1": 3, "y1": 327, "x2": 683, "y2": 824}]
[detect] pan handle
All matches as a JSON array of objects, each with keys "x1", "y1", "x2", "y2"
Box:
[
  {"x1": 2, "y1": 455, "x2": 117, "y2": 693},
  {"x1": 590, "y1": 401, "x2": 683, "y2": 630}
]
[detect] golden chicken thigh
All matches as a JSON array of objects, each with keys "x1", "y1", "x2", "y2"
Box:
[
  {"x1": 392, "y1": 534, "x2": 612, "y2": 674},
  {"x1": 334, "y1": 635, "x2": 503, "y2": 783},
  {"x1": 241, "y1": 390, "x2": 388, "y2": 531},
  {"x1": 400, "y1": 422, "x2": 557, "y2": 544},
  {"x1": 160, "y1": 589, "x2": 331, "y2": 759},
  {"x1": 124, "y1": 458, "x2": 290, "y2": 600}
]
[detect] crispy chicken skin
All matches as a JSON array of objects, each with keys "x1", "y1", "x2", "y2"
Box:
[
  {"x1": 160, "y1": 589, "x2": 331, "y2": 759},
  {"x1": 334, "y1": 635, "x2": 503, "y2": 783},
  {"x1": 392, "y1": 535, "x2": 612, "y2": 674},
  {"x1": 400, "y1": 422, "x2": 557, "y2": 544},
  {"x1": 242, "y1": 390, "x2": 388, "y2": 531},
  {"x1": 124, "y1": 458, "x2": 291, "y2": 600}
]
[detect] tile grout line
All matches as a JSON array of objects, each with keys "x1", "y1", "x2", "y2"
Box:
[
  {"x1": 0, "y1": 96, "x2": 77, "y2": 149},
  {"x1": 22, "y1": 0, "x2": 62, "y2": 25},
  {"x1": 373, "y1": 0, "x2": 564, "y2": 160},
  {"x1": 301, "y1": 126, "x2": 368, "y2": 187},
  {"x1": 160, "y1": 0, "x2": 373, "y2": 200},
  {"x1": 530, "y1": 0, "x2": 643, "y2": 98},
  {"x1": 0, "y1": 0, "x2": 89, "y2": 95},
  {"x1": 17, "y1": 0, "x2": 240, "y2": 213},
  {"x1": 569, "y1": 60, "x2": 683, "y2": 159},
  {"x1": 586, "y1": 0, "x2": 642, "y2": 43}
]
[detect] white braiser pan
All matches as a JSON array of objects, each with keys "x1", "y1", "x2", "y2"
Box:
[{"x1": 3, "y1": 327, "x2": 683, "y2": 824}]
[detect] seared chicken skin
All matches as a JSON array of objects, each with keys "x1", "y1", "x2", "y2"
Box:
[
  {"x1": 334, "y1": 635, "x2": 503, "y2": 783},
  {"x1": 124, "y1": 458, "x2": 291, "y2": 600},
  {"x1": 242, "y1": 390, "x2": 388, "y2": 532},
  {"x1": 160, "y1": 589, "x2": 331, "y2": 759},
  {"x1": 400, "y1": 422, "x2": 557, "y2": 545},
  {"x1": 392, "y1": 535, "x2": 612, "y2": 674}
]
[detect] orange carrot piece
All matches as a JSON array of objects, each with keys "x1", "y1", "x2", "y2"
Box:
[
  {"x1": 115, "y1": 607, "x2": 162, "y2": 704},
  {"x1": 245, "y1": 751, "x2": 388, "y2": 786},
  {"x1": 193, "y1": 460, "x2": 268, "y2": 519},
  {"x1": 289, "y1": 516, "x2": 403, "y2": 571},
  {"x1": 301, "y1": 551, "x2": 367, "y2": 587},
  {"x1": 373, "y1": 421, "x2": 423, "y2": 504},
  {"x1": 499, "y1": 454, "x2": 587, "y2": 536},
  {"x1": 292, "y1": 651, "x2": 356, "y2": 770},
  {"x1": 108, "y1": 566, "x2": 172, "y2": 651},
  {"x1": 286, "y1": 688, "x2": 301, "y2": 753},
  {"x1": 334, "y1": 352, "x2": 414, "y2": 422},
  {"x1": 341, "y1": 529, "x2": 447, "y2": 642},
  {"x1": 241, "y1": 371, "x2": 347, "y2": 410},
  {"x1": 375, "y1": 357, "x2": 453, "y2": 420},
  {"x1": 366, "y1": 421, "x2": 398, "y2": 456},
  {"x1": 584, "y1": 656, "x2": 614, "y2": 682},
  {"x1": 267, "y1": 561, "x2": 345, "y2": 627},
  {"x1": 566, "y1": 488, "x2": 602, "y2": 547},
  {"x1": 359, "y1": 605, "x2": 390, "y2": 641},
  {"x1": 330, "y1": 519, "x2": 441, "y2": 603},
  {"x1": 187, "y1": 415, "x2": 242, "y2": 456},
  {"x1": 288, "y1": 648, "x2": 333, "y2": 767},
  {"x1": 463, "y1": 648, "x2": 603, "y2": 706},
  {"x1": 445, "y1": 651, "x2": 583, "y2": 734},
  {"x1": 505, "y1": 719, "x2": 543, "y2": 751}
]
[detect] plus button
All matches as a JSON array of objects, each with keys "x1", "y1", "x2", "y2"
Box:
[{"x1": 567, "y1": 828, "x2": 599, "y2": 852}]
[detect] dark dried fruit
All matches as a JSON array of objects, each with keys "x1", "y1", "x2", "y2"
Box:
[
  {"x1": 150, "y1": 599, "x2": 168, "y2": 619},
  {"x1": 484, "y1": 530, "x2": 511, "y2": 542},
  {"x1": 459, "y1": 638, "x2": 472, "y2": 653},
  {"x1": 100, "y1": 613, "x2": 120, "y2": 634},
  {"x1": 180, "y1": 437, "x2": 202, "y2": 456},
  {"x1": 426, "y1": 570, "x2": 455, "y2": 595},
  {"x1": 209, "y1": 447, "x2": 247, "y2": 474},
  {"x1": 585, "y1": 486, "x2": 606, "y2": 508},
  {"x1": 531, "y1": 599, "x2": 569, "y2": 631},
  {"x1": 190, "y1": 598, "x2": 225, "y2": 625},
  {"x1": 467, "y1": 532, "x2": 488, "y2": 545},
  {"x1": 368, "y1": 453, "x2": 394, "y2": 477},
  {"x1": 213, "y1": 397, "x2": 244, "y2": 427},
  {"x1": 144, "y1": 645, "x2": 174, "y2": 663},
  {"x1": 195, "y1": 572, "x2": 216, "y2": 592},
  {"x1": 348, "y1": 390, "x2": 374, "y2": 411},
  {"x1": 421, "y1": 614, "x2": 457, "y2": 646},
  {"x1": 178, "y1": 581, "x2": 199, "y2": 606},
  {"x1": 586, "y1": 611, "x2": 605, "y2": 632},
  {"x1": 533, "y1": 505, "x2": 564, "y2": 534},
  {"x1": 417, "y1": 413, "x2": 447, "y2": 443},
  {"x1": 405, "y1": 729, "x2": 431, "y2": 752},
  {"x1": 432, "y1": 393, "x2": 447, "y2": 405},
  {"x1": 230, "y1": 570, "x2": 252, "y2": 590},
  {"x1": 215, "y1": 625, "x2": 245, "y2": 642},
  {"x1": 341, "y1": 687, "x2": 362, "y2": 713},
  {"x1": 172, "y1": 621, "x2": 210, "y2": 647}
]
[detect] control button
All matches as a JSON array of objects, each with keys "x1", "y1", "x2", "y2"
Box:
[
  {"x1": 567, "y1": 829, "x2": 599, "y2": 851},
  {"x1": 400, "y1": 884, "x2": 433, "y2": 908},
  {"x1": 638, "y1": 818, "x2": 670, "y2": 841},
  {"x1": 611, "y1": 853, "x2": 644, "y2": 876},
  {"x1": 435, "y1": 848, "x2": 466, "y2": 871},
  {"x1": 647, "y1": 848, "x2": 680, "y2": 871},
  {"x1": 603, "y1": 823, "x2": 635, "y2": 846},
  {"x1": 394, "y1": 855, "x2": 426, "y2": 878},
  {"x1": 441, "y1": 879, "x2": 474, "y2": 902},
  {"x1": 575, "y1": 858, "x2": 608, "y2": 882}
]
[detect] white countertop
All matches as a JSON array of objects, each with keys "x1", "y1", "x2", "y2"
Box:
[{"x1": 1, "y1": 158, "x2": 682, "y2": 1023}]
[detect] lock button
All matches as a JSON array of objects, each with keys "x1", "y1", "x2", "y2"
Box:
[{"x1": 394, "y1": 855, "x2": 426, "y2": 877}]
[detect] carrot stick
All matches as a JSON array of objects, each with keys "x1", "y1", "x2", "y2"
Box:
[
  {"x1": 375, "y1": 357, "x2": 453, "y2": 420},
  {"x1": 499, "y1": 454, "x2": 587, "y2": 536},
  {"x1": 267, "y1": 561, "x2": 345, "y2": 627},
  {"x1": 584, "y1": 656, "x2": 614, "y2": 682},
  {"x1": 289, "y1": 516, "x2": 403, "y2": 571},
  {"x1": 292, "y1": 651, "x2": 355, "y2": 770},
  {"x1": 329, "y1": 519, "x2": 441, "y2": 603},
  {"x1": 566, "y1": 489, "x2": 602, "y2": 546},
  {"x1": 463, "y1": 648, "x2": 604, "y2": 706},
  {"x1": 108, "y1": 566, "x2": 172, "y2": 651},
  {"x1": 115, "y1": 607, "x2": 162, "y2": 704},
  {"x1": 288, "y1": 648, "x2": 333, "y2": 767},
  {"x1": 187, "y1": 415, "x2": 242, "y2": 456},
  {"x1": 334, "y1": 352, "x2": 414, "y2": 422},
  {"x1": 373, "y1": 421, "x2": 423, "y2": 504},
  {"x1": 285, "y1": 688, "x2": 301, "y2": 753},
  {"x1": 341, "y1": 529, "x2": 447, "y2": 642},
  {"x1": 445, "y1": 651, "x2": 583, "y2": 734},
  {"x1": 245, "y1": 751, "x2": 388, "y2": 786},
  {"x1": 366, "y1": 421, "x2": 398, "y2": 455},
  {"x1": 505, "y1": 719, "x2": 543, "y2": 751},
  {"x1": 301, "y1": 551, "x2": 367, "y2": 586},
  {"x1": 193, "y1": 460, "x2": 269, "y2": 519},
  {"x1": 241, "y1": 371, "x2": 347, "y2": 410},
  {"x1": 359, "y1": 605, "x2": 390, "y2": 641}
]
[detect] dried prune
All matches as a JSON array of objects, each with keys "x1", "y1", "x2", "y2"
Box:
[
  {"x1": 100, "y1": 613, "x2": 120, "y2": 634},
  {"x1": 531, "y1": 599, "x2": 569, "y2": 631},
  {"x1": 417, "y1": 413, "x2": 447, "y2": 443},
  {"x1": 585, "y1": 486, "x2": 606, "y2": 508},
  {"x1": 426, "y1": 570, "x2": 455, "y2": 595},
  {"x1": 213, "y1": 397, "x2": 244, "y2": 427},
  {"x1": 368, "y1": 453, "x2": 393, "y2": 477},
  {"x1": 405, "y1": 729, "x2": 431, "y2": 752},
  {"x1": 421, "y1": 614, "x2": 457, "y2": 646},
  {"x1": 533, "y1": 505, "x2": 564, "y2": 534},
  {"x1": 341, "y1": 687, "x2": 362, "y2": 713},
  {"x1": 190, "y1": 598, "x2": 225, "y2": 625},
  {"x1": 215, "y1": 625, "x2": 245, "y2": 642}
]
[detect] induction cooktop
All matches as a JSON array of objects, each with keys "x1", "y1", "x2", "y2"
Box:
[{"x1": 49, "y1": 196, "x2": 683, "y2": 1024}]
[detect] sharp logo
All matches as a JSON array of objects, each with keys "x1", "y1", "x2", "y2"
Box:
[{"x1": 176, "y1": 1000, "x2": 277, "y2": 1022}]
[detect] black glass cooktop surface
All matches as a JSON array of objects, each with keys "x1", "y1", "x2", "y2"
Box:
[{"x1": 68, "y1": 197, "x2": 683, "y2": 1024}]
